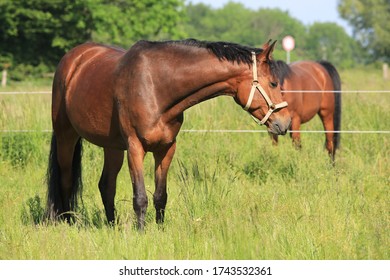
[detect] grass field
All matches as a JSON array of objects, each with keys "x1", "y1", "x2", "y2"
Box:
[{"x1": 0, "y1": 66, "x2": 389, "y2": 260}]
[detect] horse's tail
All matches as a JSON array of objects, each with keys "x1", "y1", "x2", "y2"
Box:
[
  {"x1": 318, "y1": 60, "x2": 342, "y2": 150},
  {"x1": 46, "y1": 133, "x2": 83, "y2": 220}
]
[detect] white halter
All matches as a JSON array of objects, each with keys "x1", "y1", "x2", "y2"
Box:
[{"x1": 244, "y1": 52, "x2": 288, "y2": 125}]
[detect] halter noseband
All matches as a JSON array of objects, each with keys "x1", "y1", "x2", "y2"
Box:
[{"x1": 243, "y1": 52, "x2": 288, "y2": 125}]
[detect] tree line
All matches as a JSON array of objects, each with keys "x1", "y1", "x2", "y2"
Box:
[{"x1": 0, "y1": 0, "x2": 388, "y2": 81}]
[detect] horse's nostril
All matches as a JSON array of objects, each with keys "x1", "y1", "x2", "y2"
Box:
[
  {"x1": 273, "y1": 120, "x2": 289, "y2": 135},
  {"x1": 275, "y1": 123, "x2": 281, "y2": 132},
  {"x1": 274, "y1": 122, "x2": 283, "y2": 135}
]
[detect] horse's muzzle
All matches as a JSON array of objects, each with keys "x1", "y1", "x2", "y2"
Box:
[{"x1": 269, "y1": 117, "x2": 291, "y2": 135}]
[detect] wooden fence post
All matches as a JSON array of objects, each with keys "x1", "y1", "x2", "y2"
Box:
[
  {"x1": 1, "y1": 69, "x2": 7, "y2": 87},
  {"x1": 1, "y1": 63, "x2": 10, "y2": 87},
  {"x1": 383, "y1": 63, "x2": 388, "y2": 80}
]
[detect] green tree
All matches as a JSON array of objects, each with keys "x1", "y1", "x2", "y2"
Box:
[
  {"x1": 183, "y1": 2, "x2": 363, "y2": 66},
  {"x1": 0, "y1": 0, "x2": 185, "y2": 77},
  {"x1": 184, "y1": 2, "x2": 256, "y2": 44},
  {"x1": 184, "y1": 2, "x2": 306, "y2": 49},
  {"x1": 338, "y1": 0, "x2": 390, "y2": 62},
  {"x1": 91, "y1": 0, "x2": 186, "y2": 45},
  {"x1": 251, "y1": 8, "x2": 306, "y2": 48},
  {"x1": 306, "y1": 22, "x2": 362, "y2": 67},
  {"x1": 0, "y1": 0, "x2": 96, "y2": 69},
  {"x1": 250, "y1": 8, "x2": 307, "y2": 61},
  {"x1": 183, "y1": 3, "x2": 213, "y2": 38}
]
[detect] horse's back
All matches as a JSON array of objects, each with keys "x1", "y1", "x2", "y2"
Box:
[
  {"x1": 53, "y1": 42, "x2": 125, "y2": 91},
  {"x1": 289, "y1": 61, "x2": 335, "y2": 91},
  {"x1": 52, "y1": 42, "x2": 127, "y2": 148},
  {"x1": 284, "y1": 61, "x2": 335, "y2": 123}
]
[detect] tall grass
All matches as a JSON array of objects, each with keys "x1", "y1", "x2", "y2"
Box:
[{"x1": 0, "y1": 67, "x2": 389, "y2": 260}]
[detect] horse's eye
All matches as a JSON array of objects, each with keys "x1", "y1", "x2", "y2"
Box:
[{"x1": 270, "y1": 81, "x2": 278, "y2": 88}]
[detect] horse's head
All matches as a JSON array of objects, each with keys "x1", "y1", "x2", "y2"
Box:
[{"x1": 236, "y1": 41, "x2": 291, "y2": 135}]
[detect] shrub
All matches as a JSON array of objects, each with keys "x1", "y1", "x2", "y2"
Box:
[{"x1": 0, "y1": 134, "x2": 36, "y2": 167}]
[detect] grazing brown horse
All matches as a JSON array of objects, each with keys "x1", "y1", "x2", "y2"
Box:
[
  {"x1": 272, "y1": 59, "x2": 341, "y2": 161},
  {"x1": 46, "y1": 39, "x2": 291, "y2": 230}
]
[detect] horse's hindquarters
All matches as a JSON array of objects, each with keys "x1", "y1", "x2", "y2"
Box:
[{"x1": 53, "y1": 43, "x2": 126, "y2": 149}]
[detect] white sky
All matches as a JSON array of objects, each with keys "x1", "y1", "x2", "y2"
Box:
[{"x1": 186, "y1": 0, "x2": 352, "y2": 35}]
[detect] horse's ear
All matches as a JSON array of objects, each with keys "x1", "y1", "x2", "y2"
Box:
[
  {"x1": 261, "y1": 39, "x2": 272, "y2": 49},
  {"x1": 258, "y1": 40, "x2": 277, "y2": 62}
]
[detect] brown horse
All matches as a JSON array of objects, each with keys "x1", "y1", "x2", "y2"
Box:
[
  {"x1": 46, "y1": 39, "x2": 291, "y2": 230},
  {"x1": 272, "y1": 59, "x2": 341, "y2": 161}
]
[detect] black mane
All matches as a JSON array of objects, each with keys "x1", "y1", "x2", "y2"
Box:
[
  {"x1": 191, "y1": 39, "x2": 263, "y2": 65},
  {"x1": 157, "y1": 38, "x2": 263, "y2": 65},
  {"x1": 142, "y1": 38, "x2": 280, "y2": 77},
  {"x1": 274, "y1": 60, "x2": 292, "y2": 85}
]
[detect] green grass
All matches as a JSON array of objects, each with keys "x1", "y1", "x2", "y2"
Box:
[{"x1": 0, "y1": 68, "x2": 389, "y2": 260}]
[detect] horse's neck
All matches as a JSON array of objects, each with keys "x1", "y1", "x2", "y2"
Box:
[{"x1": 162, "y1": 59, "x2": 246, "y2": 122}]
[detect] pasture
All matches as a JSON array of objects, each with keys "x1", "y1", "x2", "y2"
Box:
[{"x1": 0, "y1": 66, "x2": 389, "y2": 259}]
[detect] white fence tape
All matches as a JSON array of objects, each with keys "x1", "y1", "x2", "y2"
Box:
[
  {"x1": 0, "y1": 91, "x2": 51, "y2": 95},
  {"x1": 1, "y1": 90, "x2": 389, "y2": 134}
]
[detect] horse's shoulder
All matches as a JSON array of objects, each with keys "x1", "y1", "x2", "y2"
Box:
[
  {"x1": 132, "y1": 40, "x2": 153, "y2": 48},
  {"x1": 128, "y1": 40, "x2": 160, "y2": 55},
  {"x1": 121, "y1": 40, "x2": 164, "y2": 68}
]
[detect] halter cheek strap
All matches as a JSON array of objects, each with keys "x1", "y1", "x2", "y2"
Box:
[{"x1": 244, "y1": 52, "x2": 288, "y2": 125}]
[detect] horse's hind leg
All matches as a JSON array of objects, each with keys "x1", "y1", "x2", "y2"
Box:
[
  {"x1": 290, "y1": 116, "x2": 302, "y2": 149},
  {"x1": 49, "y1": 130, "x2": 81, "y2": 222},
  {"x1": 98, "y1": 148, "x2": 124, "y2": 224},
  {"x1": 319, "y1": 111, "x2": 336, "y2": 161},
  {"x1": 153, "y1": 142, "x2": 177, "y2": 224}
]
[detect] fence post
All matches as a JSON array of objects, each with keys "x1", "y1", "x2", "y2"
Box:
[
  {"x1": 1, "y1": 69, "x2": 7, "y2": 87},
  {"x1": 383, "y1": 63, "x2": 388, "y2": 80}
]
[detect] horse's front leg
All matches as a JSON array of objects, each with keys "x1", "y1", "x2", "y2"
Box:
[
  {"x1": 126, "y1": 138, "x2": 148, "y2": 230},
  {"x1": 153, "y1": 142, "x2": 177, "y2": 224},
  {"x1": 269, "y1": 133, "x2": 279, "y2": 146},
  {"x1": 98, "y1": 148, "x2": 124, "y2": 224}
]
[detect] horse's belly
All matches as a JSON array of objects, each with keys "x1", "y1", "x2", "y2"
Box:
[
  {"x1": 300, "y1": 95, "x2": 321, "y2": 123},
  {"x1": 66, "y1": 92, "x2": 126, "y2": 150},
  {"x1": 300, "y1": 109, "x2": 317, "y2": 124},
  {"x1": 84, "y1": 135, "x2": 126, "y2": 150},
  {"x1": 77, "y1": 124, "x2": 126, "y2": 150},
  {"x1": 72, "y1": 119, "x2": 126, "y2": 150}
]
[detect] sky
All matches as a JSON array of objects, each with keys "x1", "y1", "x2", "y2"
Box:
[{"x1": 186, "y1": 0, "x2": 352, "y2": 35}]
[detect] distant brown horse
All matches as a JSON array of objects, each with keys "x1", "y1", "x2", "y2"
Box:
[
  {"x1": 46, "y1": 39, "x2": 291, "y2": 229},
  {"x1": 273, "y1": 59, "x2": 341, "y2": 161}
]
